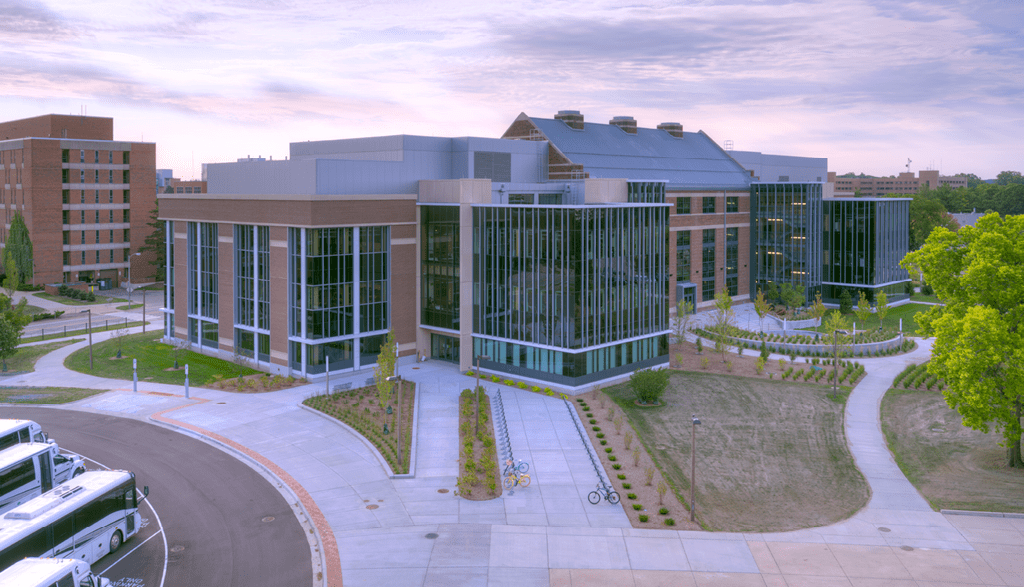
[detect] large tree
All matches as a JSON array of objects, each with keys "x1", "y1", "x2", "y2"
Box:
[
  {"x1": 6, "y1": 212, "x2": 33, "y2": 283},
  {"x1": 138, "y1": 206, "x2": 166, "y2": 280},
  {"x1": 995, "y1": 170, "x2": 1024, "y2": 186},
  {"x1": 955, "y1": 173, "x2": 985, "y2": 189},
  {"x1": 904, "y1": 189, "x2": 960, "y2": 250},
  {"x1": 903, "y1": 213, "x2": 1024, "y2": 467}
]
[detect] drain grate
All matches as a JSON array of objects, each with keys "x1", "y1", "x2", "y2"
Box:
[
  {"x1": 437, "y1": 488, "x2": 449, "y2": 494},
  {"x1": 425, "y1": 533, "x2": 438, "y2": 539},
  {"x1": 170, "y1": 545, "x2": 185, "y2": 553},
  {"x1": 262, "y1": 516, "x2": 275, "y2": 523}
]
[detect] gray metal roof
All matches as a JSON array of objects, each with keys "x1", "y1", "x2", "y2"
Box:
[{"x1": 529, "y1": 117, "x2": 752, "y2": 190}]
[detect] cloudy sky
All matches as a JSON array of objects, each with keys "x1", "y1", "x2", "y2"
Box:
[{"x1": 2, "y1": 0, "x2": 1020, "y2": 179}]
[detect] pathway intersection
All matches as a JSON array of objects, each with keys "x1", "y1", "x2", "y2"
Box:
[{"x1": 3, "y1": 303, "x2": 1022, "y2": 586}]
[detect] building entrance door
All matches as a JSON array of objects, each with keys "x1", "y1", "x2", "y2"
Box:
[{"x1": 431, "y1": 334, "x2": 460, "y2": 363}]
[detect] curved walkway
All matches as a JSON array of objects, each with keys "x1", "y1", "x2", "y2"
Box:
[{"x1": 3, "y1": 321, "x2": 1023, "y2": 587}]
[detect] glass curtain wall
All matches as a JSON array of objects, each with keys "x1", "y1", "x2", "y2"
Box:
[
  {"x1": 421, "y1": 206, "x2": 460, "y2": 330},
  {"x1": 473, "y1": 205, "x2": 668, "y2": 385},
  {"x1": 287, "y1": 226, "x2": 390, "y2": 375},
  {"x1": 675, "y1": 231, "x2": 690, "y2": 284},
  {"x1": 701, "y1": 229, "x2": 716, "y2": 301},
  {"x1": 822, "y1": 199, "x2": 910, "y2": 303},
  {"x1": 750, "y1": 183, "x2": 822, "y2": 302},
  {"x1": 234, "y1": 225, "x2": 270, "y2": 362},
  {"x1": 726, "y1": 228, "x2": 739, "y2": 296},
  {"x1": 187, "y1": 222, "x2": 218, "y2": 348}
]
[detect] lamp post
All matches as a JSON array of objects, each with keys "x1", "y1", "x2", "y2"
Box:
[
  {"x1": 474, "y1": 354, "x2": 491, "y2": 437},
  {"x1": 690, "y1": 414, "x2": 701, "y2": 522},
  {"x1": 127, "y1": 252, "x2": 141, "y2": 308},
  {"x1": 832, "y1": 329, "x2": 840, "y2": 401},
  {"x1": 386, "y1": 374, "x2": 403, "y2": 470},
  {"x1": 80, "y1": 309, "x2": 93, "y2": 371}
]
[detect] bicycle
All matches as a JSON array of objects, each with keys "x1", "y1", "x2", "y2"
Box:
[
  {"x1": 502, "y1": 459, "x2": 529, "y2": 477},
  {"x1": 588, "y1": 484, "x2": 619, "y2": 504},
  {"x1": 502, "y1": 470, "x2": 531, "y2": 490}
]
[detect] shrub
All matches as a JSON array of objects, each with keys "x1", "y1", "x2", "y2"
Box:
[
  {"x1": 592, "y1": 426, "x2": 601, "y2": 431},
  {"x1": 700, "y1": 357, "x2": 709, "y2": 370},
  {"x1": 517, "y1": 381, "x2": 528, "y2": 389},
  {"x1": 725, "y1": 361, "x2": 733, "y2": 372},
  {"x1": 644, "y1": 466, "x2": 655, "y2": 486},
  {"x1": 532, "y1": 385, "x2": 542, "y2": 392},
  {"x1": 639, "y1": 515, "x2": 649, "y2": 522},
  {"x1": 664, "y1": 518, "x2": 675, "y2": 526},
  {"x1": 608, "y1": 455, "x2": 617, "y2": 461},
  {"x1": 629, "y1": 368, "x2": 669, "y2": 404},
  {"x1": 624, "y1": 430, "x2": 633, "y2": 450},
  {"x1": 659, "y1": 507, "x2": 669, "y2": 515},
  {"x1": 632, "y1": 504, "x2": 643, "y2": 511},
  {"x1": 617, "y1": 474, "x2": 626, "y2": 480},
  {"x1": 627, "y1": 493, "x2": 637, "y2": 500},
  {"x1": 503, "y1": 379, "x2": 514, "y2": 386},
  {"x1": 622, "y1": 483, "x2": 631, "y2": 489},
  {"x1": 600, "y1": 440, "x2": 607, "y2": 445},
  {"x1": 605, "y1": 447, "x2": 613, "y2": 453},
  {"x1": 612, "y1": 464, "x2": 622, "y2": 470},
  {"x1": 589, "y1": 419, "x2": 597, "y2": 424},
  {"x1": 596, "y1": 432, "x2": 605, "y2": 438},
  {"x1": 695, "y1": 338, "x2": 703, "y2": 354}
]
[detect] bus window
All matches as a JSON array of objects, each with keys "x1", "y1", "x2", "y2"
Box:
[
  {"x1": 56, "y1": 572, "x2": 75, "y2": 587},
  {"x1": 0, "y1": 433, "x2": 18, "y2": 452},
  {"x1": 0, "y1": 461, "x2": 35, "y2": 495}
]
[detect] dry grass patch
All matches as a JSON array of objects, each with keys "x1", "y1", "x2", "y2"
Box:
[
  {"x1": 602, "y1": 370, "x2": 867, "y2": 532},
  {"x1": 881, "y1": 387, "x2": 1024, "y2": 513}
]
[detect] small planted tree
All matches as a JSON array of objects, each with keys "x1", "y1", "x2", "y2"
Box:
[
  {"x1": 876, "y1": 290, "x2": 889, "y2": 329},
  {"x1": 839, "y1": 288, "x2": 854, "y2": 314},
  {"x1": 373, "y1": 329, "x2": 398, "y2": 426},
  {"x1": 0, "y1": 316, "x2": 19, "y2": 372},
  {"x1": 629, "y1": 368, "x2": 670, "y2": 405},
  {"x1": 855, "y1": 291, "x2": 873, "y2": 327},
  {"x1": 753, "y1": 288, "x2": 771, "y2": 333},
  {"x1": 808, "y1": 292, "x2": 827, "y2": 326},
  {"x1": 2, "y1": 252, "x2": 19, "y2": 299},
  {"x1": 673, "y1": 299, "x2": 694, "y2": 343}
]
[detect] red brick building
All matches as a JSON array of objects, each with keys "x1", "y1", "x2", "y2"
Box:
[{"x1": 0, "y1": 114, "x2": 157, "y2": 285}]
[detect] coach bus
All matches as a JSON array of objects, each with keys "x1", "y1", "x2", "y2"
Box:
[
  {"x1": 0, "y1": 420, "x2": 47, "y2": 451},
  {"x1": 0, "y1": 557, "x2": 110, "y2": 587},
  {"x1": 0, "y1": 444, "x2": 85, "y2": 516},
  {"x1": 0, "y1": 471, "x2": 145, "y2": 572}
]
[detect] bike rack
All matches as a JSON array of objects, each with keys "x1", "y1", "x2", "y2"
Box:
[
  {"x1": 563, "y1": 398, "x2": 613, "y2": 497},
  {"x1": 492, "y1": 389, "x2": 514, "y2": 465}
]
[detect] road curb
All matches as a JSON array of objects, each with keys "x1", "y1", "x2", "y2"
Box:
[{"x1": 942, "y1": 509, "x2": 1024, "y2": 519}]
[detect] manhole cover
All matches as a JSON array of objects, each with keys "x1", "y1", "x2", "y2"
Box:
[
  {"x1": 878, "y1": 527, "x2": 891, "y2": 532},
  {"x1": 425, "y1": 533, "x2": 438, "y2": 539},
  {"x1": 366, "y1": 504, "x2": 379, "y2": 510},
  {"x1": 262, "y1": 516, "x2": 275, "y2": 523},
  {"x1": 900, "y1": 545, "x2": 914, "y2": 551},
  {"x1": 437, "y1": 488, "x2": 449, "y2": 494},
  {"x1": 170, "y1": 546, "x2": 185, "y2": 553}
]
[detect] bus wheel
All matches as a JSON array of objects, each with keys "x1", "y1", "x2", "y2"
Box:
[
  {"x1": 109, "y1": 530, "x2": 123, "y2": 553},
  {"x1": 73, "y1": 468, "x2": 85, "y2": 478}
]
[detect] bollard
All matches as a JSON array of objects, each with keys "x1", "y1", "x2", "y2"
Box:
[
  {"x1": 185, "y1": 364, "x2": 190, "y2": 399},
  {"x1": 132, "y1": 359, "x2": 138, "y2": 393},
  {"x1": 64, "y1": 325, "x2": 66, "y2": 337},
  {"x1": 41, "y1": 328, "x2": 44, "y2": 340}
]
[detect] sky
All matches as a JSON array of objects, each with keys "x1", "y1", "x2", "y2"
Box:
[{"x1": 2, "y1": 0, "x2": 1021, "y2": 180}]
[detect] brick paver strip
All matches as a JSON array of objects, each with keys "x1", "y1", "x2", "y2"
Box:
[{"x1": 150, "y1": 398, "x2": 342, "y2": 587}]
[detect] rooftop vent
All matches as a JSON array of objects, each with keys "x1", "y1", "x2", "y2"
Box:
[
  {"x1": 610, "y1": 116, "x2": 637, "y2": 134},
  {"x1": 657, "y1": 122, "x2": 683, "y2": 138},
  {"x1": 555, "y1": 110, "x2": 584, "y2": 130}
]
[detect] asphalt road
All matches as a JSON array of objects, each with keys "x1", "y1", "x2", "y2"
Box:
[{"x1": 5, "y1": 407, "x2": 313, "y2": 587}]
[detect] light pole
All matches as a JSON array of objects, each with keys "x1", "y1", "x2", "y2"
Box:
[
  {"x1": 833, "y1": 330, "x2": 839, "y2": 401},
  {"x1": 474, "y1": 354, "x2": 491, "y2": 437},
  {"x1": 690, "y1": 414, "x2": 701, "y2": 522},
  {"x1": 127, "y1": 252, "x2": 141, "y2": 308},
  {"x1": 80, "y1": 309, "x2": 93, "y2": 371},
  {"x1": 386, "y1": 374, "x2": 403, "y2": 471}
]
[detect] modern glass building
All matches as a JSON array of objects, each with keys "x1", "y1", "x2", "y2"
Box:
[
  {"x1": 822, "y1": 198, "x2": 911, "y2": 303},
  {"x1": 750, "y1": 183, "x2": 823, "y2": 303}
]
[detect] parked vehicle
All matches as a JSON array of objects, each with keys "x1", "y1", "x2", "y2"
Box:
[
  {"x1": 0, "y1": 420, "x2": 47, "y2": 452},
  {"x1": 0, "y1": 557, "x2": 110, "y2": 587},
  {"x1": 0, "y1": 443, "x2": 85, "y2": 515}
]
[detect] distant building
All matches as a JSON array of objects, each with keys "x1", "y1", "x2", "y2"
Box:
[
  {"x1": 829, "y1": 170, "x2": 966, "y2": 197},
  {"x1": 0, "y1": 114, "x2": 156, "y2": 285}
]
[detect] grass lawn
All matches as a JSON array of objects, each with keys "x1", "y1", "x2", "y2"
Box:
[
  {"x1": 3, "y1": 339, "x2": 83, "y2": 372},
  {"x1": 881, "y1": 387, "x2": 1024, "y2": 513},
  {"x1": 808, "y1": 303, "x2": 930, "y2": 336},
  {"x1": 604, "y1": 371, "x2": 868, "y2": 532},
  {"x1": 0, "y1": 387, "x2": 107, "y2": 404},
  {"x1": 23, "y1": 304, "x2": 48, "y2": 316},
  {"x1": 910, "y1": 293, "x2": 941, "y2": 304},
  {"x1": 64, "y1": 331, "x2": 261, "y2": 385},
  {"x1": 33, "y1": 292, "x2": 126, "y2": 306},
  {"x1": 115, "y1": 303, "x2": 143, "y2": 311},
  {"x1": 21, "y1": 321, "x2": 146, "y2": 344}
]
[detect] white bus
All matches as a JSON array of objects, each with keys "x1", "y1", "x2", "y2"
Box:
[
  {"x1": 0, "y1": 557, "x2": 110, "y2": 587},
  {"x1": 0, "y1": 471, "x2": 144, "y2": 572},
  {"x1": 0, "y1": 444, "x2": 85, "y2": 516},
  {"x1": 0, "y1": 420, "x2": 47, "y2": 452}
]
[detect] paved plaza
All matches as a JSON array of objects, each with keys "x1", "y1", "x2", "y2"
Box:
[{"x1": 3, "y1": 304, "x2": 1023, "y2": 586}]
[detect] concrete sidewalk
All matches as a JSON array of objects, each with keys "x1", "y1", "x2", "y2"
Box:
[{"x1": 4, "y1": 328, "x2": 1023, "y2": 586}]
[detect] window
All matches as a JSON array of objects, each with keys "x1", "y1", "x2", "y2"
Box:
[
  {"x1": 94, "y1": 150, "x2": 99, "y2": 163},
  {"x1": 81, "y1": 251, "x2": 86, "y2": 264},
  {"x1": 109, "y1": 170, "x2": 114, "y2": 183},
  {"x1": 123, "y1": 190, "x2": 130, "y2": 203},
  {"x1": 123, "y1": 152, "x2": 130, "y2": 164},
  {"x1": 62, "y1": 169, "x2": 69, "y2": 183},
  {"x1": 109, "y1": 210, "x2": 114, "y2": 223},
  {"x1": 62, "y1": 189, "x2": 69, "y2": 204},
  {"x1": 123, "y1": 210, "x2": 130, "y2": 222},
  {"x1": 508, "y1": 193, "x2": 534, "y2": 204},
  {"x1": 109, "y1": 229, "x2": 114, "y2": 242},
  {"x1": 109, "y1": 190, "x2": 113, "y2": 203},
  {"x1": 108, "y1": 151, "x2": 113, "y2": 164},
  {"x1": 676, "y1": 197, "x2": 690, "y2": 215},
  {"x1": 79, "y1": 150, "x2": 85, "y2": 163},
  {"x1": 122, "y1": 170, "x2": 130, "y2": 183},
  {"x1": 95, "y1": 190, "x2": 99, "y2": 203},
  {"x1": 95, "y1": 211, "x2": 100, "y2": 223},
  {"x1": 676, "y1": 231, "x2": 690, "y2": 283},
  {"x1": 94, "y1": 170, "x2": 99, "y2": 182},
  {"x1": 63, "y1": 231, "x2": 69, "y2": 245},
  {"x1": 80, "y1": 170, "x2": 85, "y2": 182},
  {"x1": 80, "y1": 211, "x2": 85, "y2": 223},
  {"x1": 726, "y1": 196, "x2": 739, "y2": 213},
  {"x1": 95, "y1": 250, "x2": 100, "y2": 263},
  {"x1": 703, "y1": 228, "x2": 716, "y2": 244},
  {"x1": 703, "y1": 197, "x2": 716, "y2": 214},
  {"x1": 62, "y1": 149, "x2": 69, "y2": 163}
]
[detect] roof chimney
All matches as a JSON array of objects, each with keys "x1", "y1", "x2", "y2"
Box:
[
  {"x1": 554, "y1": 110, "x2": 584, "y2": 130},
  {"x1": 657, "y1": 122, "x2": 683, "y2": 138},
  {"x1": 610, "y1": 116, "x2": 637, "y2": 134}
]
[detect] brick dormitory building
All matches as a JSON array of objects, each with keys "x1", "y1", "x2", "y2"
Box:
[
  {"x1": 158, "y1": 110, "x2": 909, "y2": 388},
  {"x1": 0, "y1": 114, "x2": 157, "y2": 286}
]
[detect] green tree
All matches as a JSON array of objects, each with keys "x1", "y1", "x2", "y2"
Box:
[
  {"x1": 839, "y1": 289, "x2": 853, "y2": 314},
  {"x1": 876, "y1": 290, "x2": 889, "y2": 328},
  {"x1": 629, "y1": 368, "x2": 669, "y2": 404},
  {"x1": 808, "y1": 292, "x2": 827, "y2": 326},
  {"x1": 955, "y1": 173, "x2": 985, "y2": 189},
  {"x1": 903, "y1": 213, "x2": 1024, "y2": 467},
  {"x1": 854, "y1": 291, "x2": 873, "y2": 327},
  {"x1": 776, "y1": 283, "x2": 805, "y2": 313},
  {"x1": 822, "y1": 311, "x2": 851, "y2": 398},
  {"x1": 373, "y1": 329, "x2": 398, "y2": 425},
  {"x1": 2, "y1": 251, "x2": 18, "y2": 299},
  {"x1": 0, "y1": 316, "x2": 19, "y2": 372},
  {"x1": 753, "y1": 288, "x2": 771, "y2": 333},
  {"x1": 995, "y1": 170, "x2": 1024, "y2": 186},
  {"x1": 673, "y1": 299, "x2": 694, "y2": 343},
  {"x1": 712, "y1": 288, "x2": 734, "y2": 361},
  {"x1": 908, "y1": 190, "x2": 959, "y2": 250},
  {"x1": 6, "y1": 212, "x2": 33, "y2": 284},
  {"x1": 138, "y1": 206, "x2": 166, "y2": 279}
]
